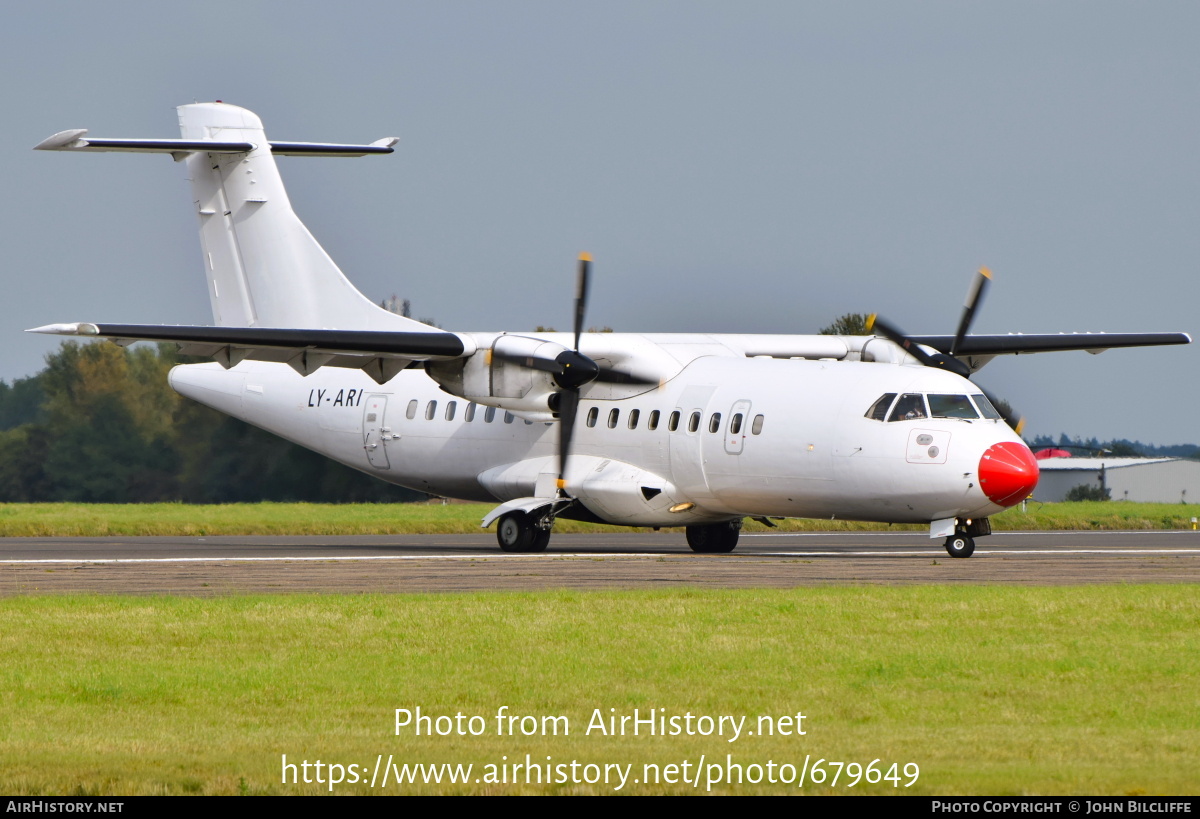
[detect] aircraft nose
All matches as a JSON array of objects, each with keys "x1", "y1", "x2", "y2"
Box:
[{"x1": 978, "y1": 441, "x2": 1040, "y2": 507}]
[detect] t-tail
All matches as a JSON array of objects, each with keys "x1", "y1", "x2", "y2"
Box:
[{"x1": 35, "y1": 101, "x2": 430, "y2": 333}]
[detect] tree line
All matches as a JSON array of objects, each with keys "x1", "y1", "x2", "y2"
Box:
[{"x1": 0, "y1": 342, "x2": 424, "y2": 503}]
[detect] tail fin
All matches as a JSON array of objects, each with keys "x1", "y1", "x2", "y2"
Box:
[
  {"x1": 36, "y1": 102, "x2": 430, "y2": 331},
  {"x1": 176, "y1": 103, "x2": 426, "y2": 330}
]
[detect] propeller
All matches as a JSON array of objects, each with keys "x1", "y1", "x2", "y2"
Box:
[
  {"x1": 867, "y1": 267, "x2": 1025, "y2": 435},
  {"x1": 491, "y1": 254, "x2": 656, "y2": 496}
]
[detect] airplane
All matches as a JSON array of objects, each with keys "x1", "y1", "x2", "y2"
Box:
[{"x1": 30, "y1": 102, "x2": 1191, "y2": 558}]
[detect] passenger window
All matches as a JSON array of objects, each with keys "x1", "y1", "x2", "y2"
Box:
[
  {"x1": 888, "y1": 394, "x2": 928, "y2": 422},
  {"x1": 928, "y1": 394, "x2": 978, "y2": 419},
  {"x1": 465, "y1": 403, "x2": 476, "y2": 422},
  {"x1": 587, "y1": 407, "x2": 599, "y2": 428},
  {"x1": 866, "y1": 393, "x2": 897, "y2": 421},
  {"x1": 485, "y1": 406, "x2": 496, "y2": 423},
  {"x1": 504, "y1": 412, "x2": 515, "y2": 424},
  {"x1": 424, "y1": 401, "x2": 437, "y2": 421},
  {"x1": 648, "y1": 410, "x2": 660, "y2": 431},
  {"x1": 688, "y1": 412, "x2": 701, "y2": 433},
  {"x1": 708, "y1": 413, "x2": 722, "y2": 433},
  {"x1": 730, "y1": 413, "x2": 743, "y2": 434},
  {"x1": 628, "y1": 409, "x2": 640, "y2": 429},
  {"x1": 972, "y1": 394, "x2": 1002, "y2": 420},
  {"x1": 668, "y1": 410, "x2": 681, "y2": 431},
  {"x1": 445, "y1": 401, "x2": 457, "y2": 421},
  {"x1": 751, "y1": 414, "x2": 765, "y2": 435},
  {"x1": 608, "y1": 409, "x2": 619, "y2": 429},
  {"x1": 406, "y1": 399, "x2": 418, "y2": 420}
]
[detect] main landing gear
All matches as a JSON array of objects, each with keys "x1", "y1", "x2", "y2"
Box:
[
  {"x1": 942, "y1": 517, "x2": 991, "y2": 558},
  {"x1": 496, "y1": 510, "x2": 552, "y2": 553},
  {"x1": 685, "y1": 520, "x2": 742, "y2": 553}
]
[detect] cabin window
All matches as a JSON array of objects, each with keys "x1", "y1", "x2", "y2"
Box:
[
  {"x1": 627, "y1": 409, "x2": 640, "y2": 429},
  {"x1": 928, "y1": 394, "x2": 978, "y2": 419},
  {"x1": 425, "y1": 400, "x2": 437, "y2": 421},
  {"x1": 972, "y1": 394, "x2": 1002, "y2": 420},
  {"x1": 668, "y1": 410, "x2": 681, "y2": 432},
  {"x1": 688, "y1": 412, "x2": 701, "y2": 433},
  {"x1": 648, "y1": 410, "x2": 660, "y2": 431},
  {"x1": 708, "y1": 412, "x2": 722, "y2": 433},
  {"x1": 751, "y1": 414, "x2": 765, "y2": 435},
  {"x1": 607, "y1": 408, "x2": 620, "y2": 429},
  {"x1": 445, "y1": 401, "x2": 457, "y2": 421},
  {"x1": 866, "y1": 393, "x2": 897, "y2": 421},
  {"x1": 504, "y1": 411, "x2": 515, "y2": 424},
  {"x1": 485, "y1": 406, "x2": 497, "y2": 423},
  {"x1": 730, "y1": 413, "x2": 743, "y2": 435},
  {"x1": 465, "y1": 402, "x2": 476, "y2": 422},
  {"x1": 587, "y1": 407, "x2": 599, "y2": 428},
  {"x1": 888, "y1": 393, "x2": 928, "y2": 422},
  {"x1": 406, "y1": 399, "x2": 418, "y2": 420}
]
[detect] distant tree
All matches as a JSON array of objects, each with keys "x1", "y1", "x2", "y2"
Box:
[
  {"x1": 819, "y1": 313, "x2": 871, "y2": 336},
  {"x1": 1065, "y1": 483, "x2": 1111, "y2": 502},
  {"x1": 1106, "y1": 441, "x2": 1144, "y2": 457}
]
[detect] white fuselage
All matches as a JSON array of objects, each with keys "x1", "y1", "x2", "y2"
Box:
[{"x1": 170, "y1": 344, "x2": 1026, "y2": 528}]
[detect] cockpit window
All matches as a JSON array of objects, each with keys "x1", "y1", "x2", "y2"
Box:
[
  {"x1": 928, "y1": 394, "x2": 978, "y2": 419},
  {"x1": 865, "y1": 393, "x2": 897, "y2": 421},
  {"x1": 887, "y1": 393, "x2": 928, "y2": 422},
  {"x1": 972, "y1": 393, "x2": 1002, "y2": 420}
]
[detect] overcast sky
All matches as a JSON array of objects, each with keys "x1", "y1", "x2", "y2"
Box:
[{"x1": 3, "y1": 1, "x2": 1196, "y2": 444}]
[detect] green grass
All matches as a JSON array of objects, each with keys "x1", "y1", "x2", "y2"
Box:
[
  {"x1": 1, "y1": 587, "x2": 1196, "y2": 795},
  {"x1": 0, "y1": 500, "x2": 1198, "y2": 537}
]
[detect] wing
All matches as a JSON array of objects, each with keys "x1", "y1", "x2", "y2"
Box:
[
  {"x1": 28, "y1": 322, "x2": 470, "y2": 384},
  {"x1": 907, "y1": 331, "x2": 1192, "y2": 372}
]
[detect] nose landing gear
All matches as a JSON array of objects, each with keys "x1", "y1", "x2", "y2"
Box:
[
  {"x1": 944, "y1": 535, "x2": 975, "y2": 558},
  {"x1": 940, "y1": 517, "x2": 991, "y2": 558}
]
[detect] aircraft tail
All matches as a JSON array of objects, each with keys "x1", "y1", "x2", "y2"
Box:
[
  {"x1": 176, "y1": 103, "x2": 426, "y2": 330},
  {"x1": 38, "y1": 102, "x2": 430, "y2": 332}
]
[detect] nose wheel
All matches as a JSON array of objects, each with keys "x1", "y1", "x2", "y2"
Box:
[{"x1": 944, "y1": 535, "x2": 975, "y2": 558}]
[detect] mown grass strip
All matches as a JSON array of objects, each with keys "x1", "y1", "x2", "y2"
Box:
[
  {"x1": 0, "y1": 501, "x2": 1198, "y2": 537},
  {"x1": 0, "y1": 586, "x2": 1196, "y2": 795}
]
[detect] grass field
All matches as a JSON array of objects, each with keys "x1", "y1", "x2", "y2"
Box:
[
  {"x1": 1, "y1": 500, "x2": 1198, "y2": 537},
  {"x1": 0, "y1": 587, "x2": 1196, "y2": 795}
]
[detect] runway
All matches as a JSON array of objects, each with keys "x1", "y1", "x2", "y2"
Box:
[{"x1": 1, "y1": 530, "x2": 1198, "y2": 594}]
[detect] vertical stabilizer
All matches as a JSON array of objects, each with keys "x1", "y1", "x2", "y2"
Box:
[{"x1": 177, "y1": 103, "x2": 427, "y2": 331}]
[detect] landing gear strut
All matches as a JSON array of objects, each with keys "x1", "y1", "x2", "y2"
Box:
[
  {"x1": 686, "y1": 519, "x2": 742, "y2": 553},
  {"x1": 496, "y1": 511, "x2": 552, "y2": 553}
]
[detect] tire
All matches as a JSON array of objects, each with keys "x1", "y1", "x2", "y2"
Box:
[
  {"x1": 497, "y1": 512, "x2": 536, "y2": 553},
  {"x1": 497, "y1": 511, "x2": 552, "y2": 553},
  {"x1": 945, "y1": 535, "x2": 975, "y2": 558},
  {"x1": 685, "y1": 520, "x2": 741, "y2": 553}
]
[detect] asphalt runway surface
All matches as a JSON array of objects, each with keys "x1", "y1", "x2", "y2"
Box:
[{"x1": 1, "y1": 530, "x2": 1198, "y2": 595}]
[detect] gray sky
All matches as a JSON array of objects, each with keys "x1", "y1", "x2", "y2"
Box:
[{"x1": 4, "y1": 1, "x2": 1196, "y2": 445}]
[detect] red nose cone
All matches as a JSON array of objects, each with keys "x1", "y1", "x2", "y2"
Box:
[{"x1": 979, "y1": 442, "x2": 1040, "y2": 507}]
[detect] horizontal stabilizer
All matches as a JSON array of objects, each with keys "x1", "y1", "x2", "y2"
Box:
[{"x1": 34, "y1": 130, "x2": 397, "y2": 157}]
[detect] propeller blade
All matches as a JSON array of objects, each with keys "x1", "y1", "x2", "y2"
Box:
[
  {"x1": 867, "y1": 315, "x2": 941, "y2": 368},
  {"x1": 592, "y1": 366, "x2": 658, "y2": 386},
  {"x1": 556, "y1": 387, "x2": 580, "y2": 491},
  {"x1": 574, "y1": 253, "x2": 591, "y2": 353},
  {"x1": 950, "y1": 267, "x2": 991, "y2": 357},
  {"x1": 979, "y1": 385, "x2": 1026, "y2": 436}
]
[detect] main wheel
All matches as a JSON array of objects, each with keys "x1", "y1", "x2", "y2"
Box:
[
  {"x1": 685, "y1": 520, "x2": 741, "y2": 553},
  {"x1": 945, "y1": 535, "x2": 975, "y2": 558},
  {"x1": 498, "y1": 512, "x2": 534, "y2": 552}
]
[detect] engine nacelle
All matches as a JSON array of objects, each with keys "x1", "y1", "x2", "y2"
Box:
[{"x1": 425, "y1": 334, "x2": 566, "y2": 421}]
